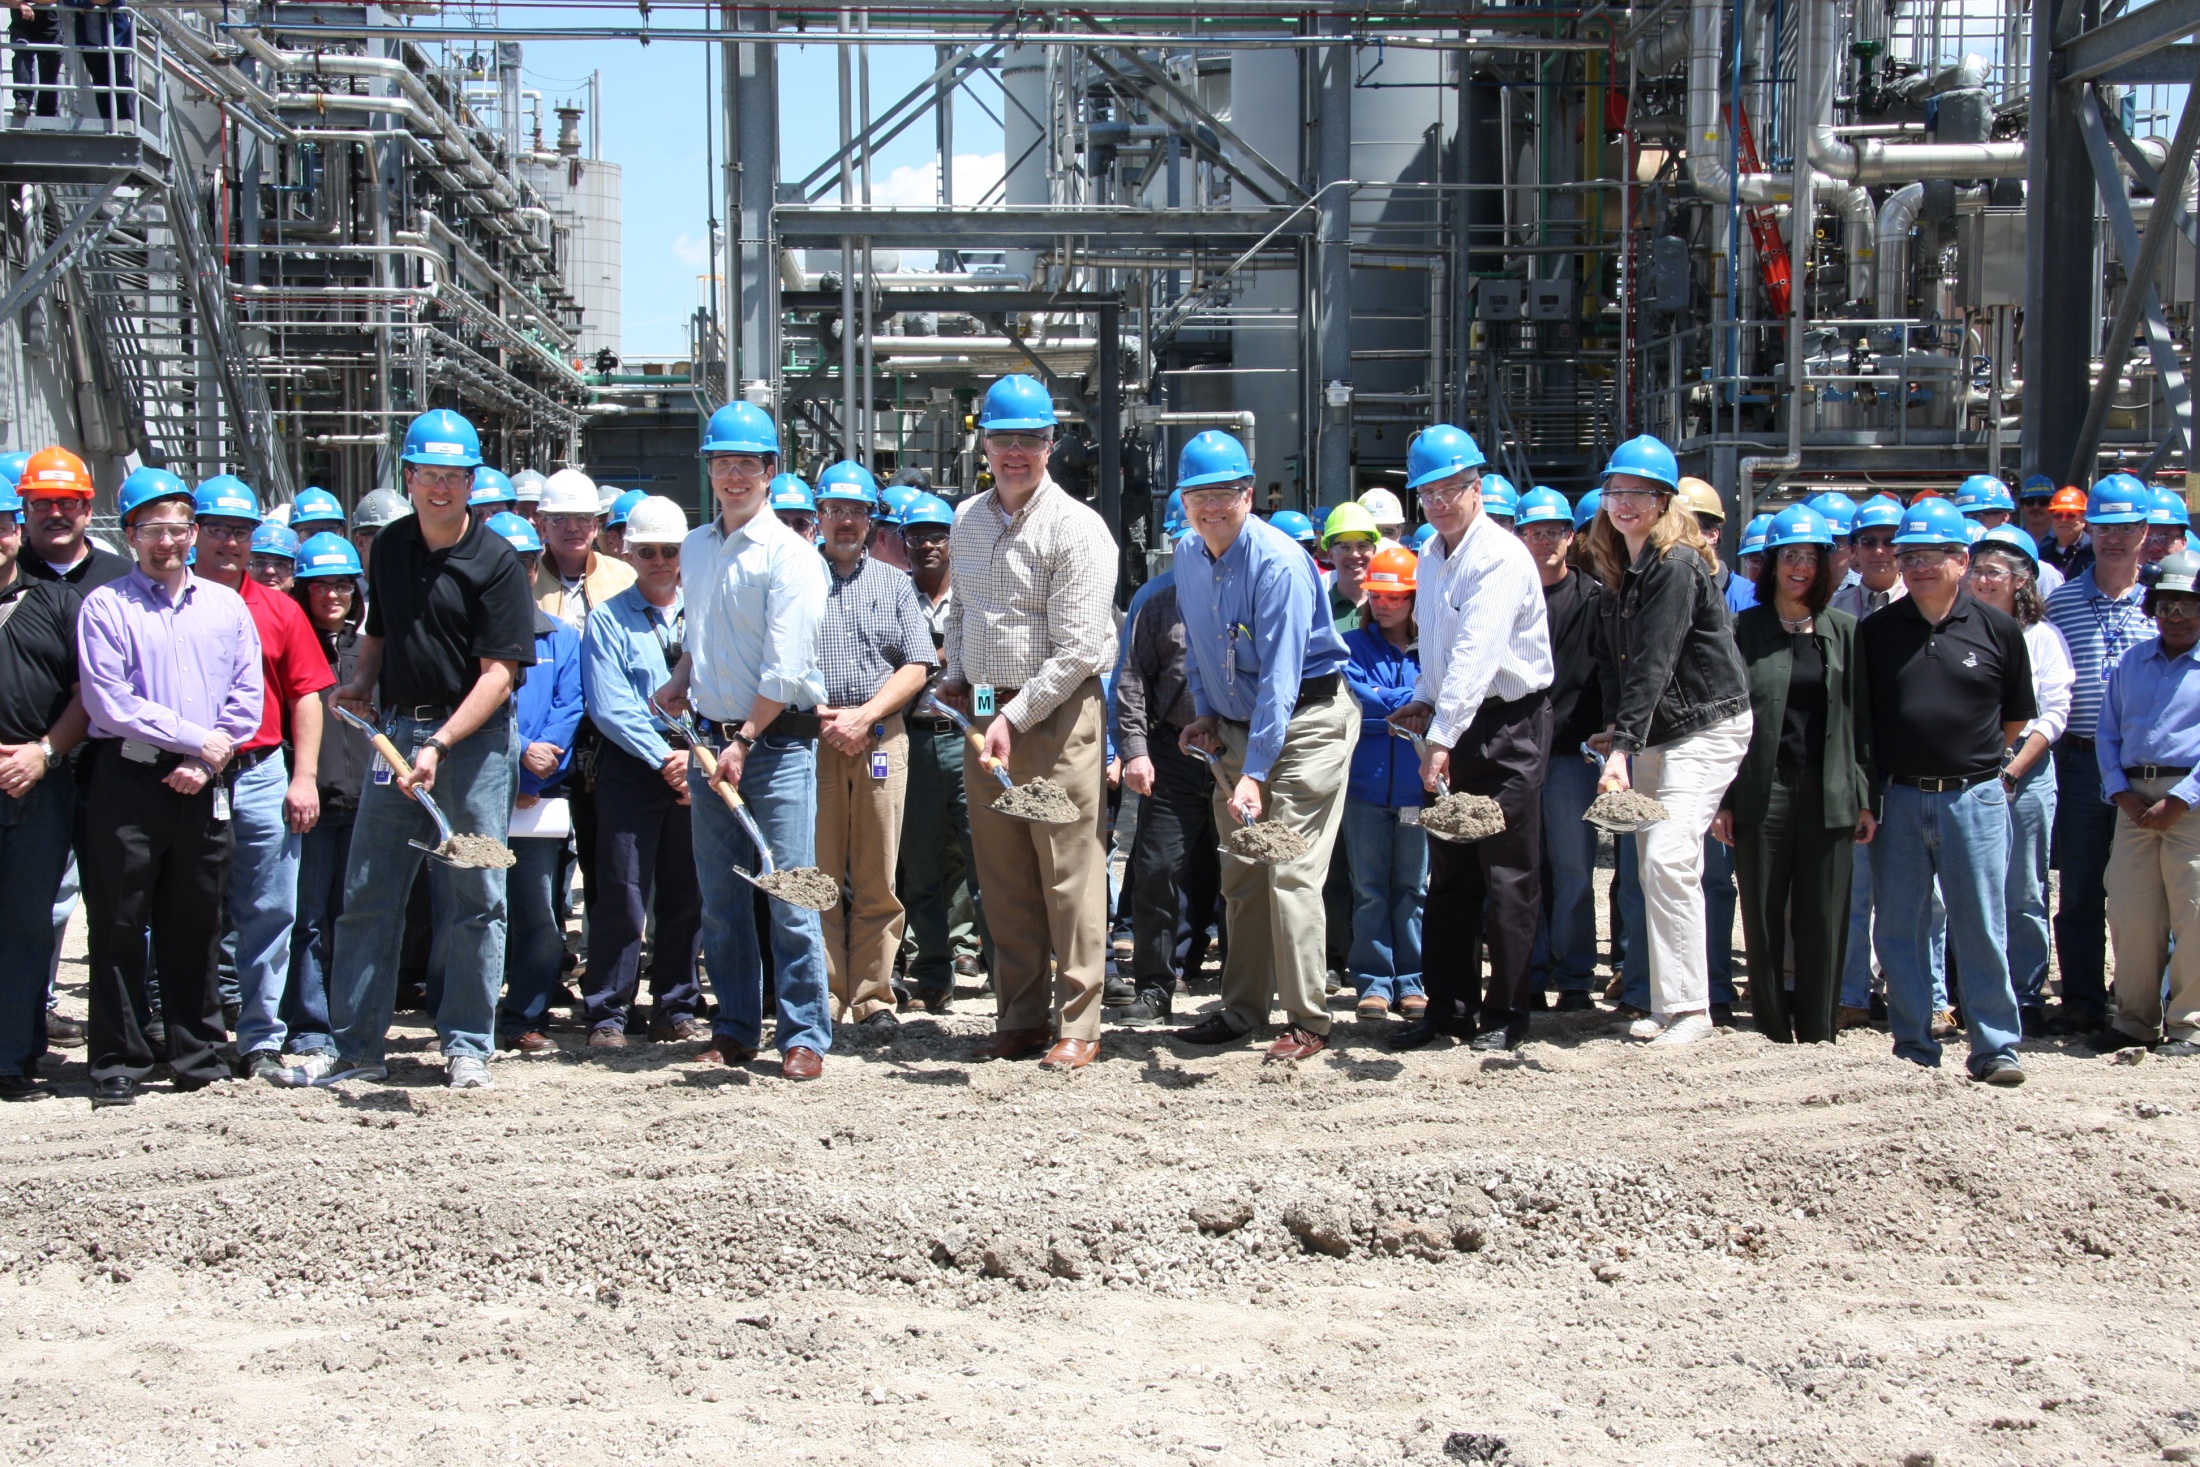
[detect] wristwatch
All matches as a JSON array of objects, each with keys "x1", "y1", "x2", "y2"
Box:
[
  {"x1": 420, "y1": 736, "x2": 451, "y2": 760},
  {"x1": 730, "y1": 726, "x2": 757, "y2": 750},
  {"x1": 36, "y1": 738, "x2": 56, "y2": 771}
]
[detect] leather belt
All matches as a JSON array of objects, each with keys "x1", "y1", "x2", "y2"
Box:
[
  {"x1": 2059, "y1": 734, "x2": 2096, "y2": 752},
  {"x1": 391, "y1": 704, "x2": 454, "y2": 723},
  {"x1": 1294, "y1": 672, "x2": 1341, "y2": 711},
  {"x1": 2125, "y1": 763, "x2": 2195, "y2": 781},
  {"x1": 1890, "y1": 769, "x2": 2000, "y2": 793},
  {"x1": 230, "y1": 746, "x2": 279, "y2": 774},
  {"x1": 907, "y1": 715, "x2": 956, "y2": 732},
  {"x1": 693, "y1": 708, "x2": 822, "y2": 746}
]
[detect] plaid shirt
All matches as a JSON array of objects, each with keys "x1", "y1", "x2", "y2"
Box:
[
  {"x1": 820, "y1": 553, "x2": 935, "y2": 708},
  {"x1": 941, "y1": 476, "x2": 1119, "y2": 731}
]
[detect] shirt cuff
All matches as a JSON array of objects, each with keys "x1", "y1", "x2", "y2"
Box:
[
  {"x1": 2174, "y1": 774, "x2": 2200, "y2": 809},
  {"x1": 2100, "y1": 769, "x2": 2132, "y2": 800},
  {"x1": 1118, "y1": 731, "x2": 1149, "y2": 760},
  {"x1": 756, "y1": 671, "x2": 811, "y2": 706},
  {"x1": 167, "y1": 721, "x2": 214, "y2": 759}
]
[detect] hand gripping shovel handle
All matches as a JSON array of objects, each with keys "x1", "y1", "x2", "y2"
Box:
[
  {"x1": 922, "y1": 692, "x2": 1016, "y2": 791},
  {"x1": 651, "y1": 698, "x2": 780, "y2": 876},
  {"x1": 334, "y1": 704, "x2": 455, "y2": 846},
  {"x1": 1188, "y1": 743, "x2": 1255, "y2": 828},
  {"x1": 1387, "y1": 723, "x2": 1451, "y2": 798}
]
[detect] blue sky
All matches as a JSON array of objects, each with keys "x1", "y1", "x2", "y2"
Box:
[{"x1": 503, "y1": 17, "x2": 1005, "y2": 355}]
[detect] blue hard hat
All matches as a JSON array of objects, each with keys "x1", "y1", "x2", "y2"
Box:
[
  {"x1": 1599, "y1": 435, "x2": 1681, "y2": 492},
  {"x1": 193, "y1": 474, "x2": 261, "y2": 523},
  {"x1": 978, "y1": 374, "x2": 1057, "y2": 433},
  {"x1": 1160, "y1": 488, "x2": 1186, "y2": 535},
  {"x1": 468, "y1": 467, "x2": 518, "y2": 508},
  {"x1": 768, "y1": 474, "x2": 816, "y2": 513},
  {"x1": 815, "y1": 460, "x2": 881, "y2": 506},
  {"x1": 1854, "y1": 493, "x2": 1905, "y2": 531},
  {"x1": 0, "y1": 478, "x2": 17, "y2": 516},
  {"x1": 1955, "y1": 474, "x2": 2016, "y2": 516},
  {"x1": 1804, "y1": 491, "x2": 1857, "y2": 537},
  {"x1": 292, "y1": 486, "x2": 345, "y2": 527},
  {"x1": 1513, "y1": 487, "x2": 1571, "y2": 527},
  {"x1": 401, "y1": 408, "x2": 483, "y2": 469},
  {"x1": 698, "y1": 401, "x2": 781, "y2": 456},
  {"x1": 1890, "y1": 496, "x2": 1970, "y2": 547},
  {"x1": 1962, "y1": 518, "x2": 1988, "y2": 544},
  {"x1": 1269, "y1": 509, "x2": 1317, "y2": 545},
  {"x1": 1479, "y1": 474, "x2": 1519, "y2": 519},
  {"x1": 1406, "y1": 424, "x2": 1486, "y2": 490},
  {"x1": 1178, "y1": 430, "x2": 1254, "y2": 489},
  {"x1": 118, "y1": 467, "x2": 193, "y2": 522},
  {"x1": 1976, "y1": 523, "x2": 2040, "y2": 566},
  {"x1": 0, "y1": 451, "x2": 27, "y2": 486},
  {"x1": 1738, "y1": 512, "x2": 1774, "y2": 557},
  {"x1": 1572, "y1": 487, "x2": 1604, "y2": 530},
  {"x1": 2019, "y1": 473, "x2": 2057, "y2": 501},
  {"x1": 250, "y1": 522, "x2": 299, "y2": 559},
  {"x1": 1409, "y1": 523, "x2": 1438, "y2": 551},
  {"x1": 608, "y1": 488, "x2": 647, "y2": 527},
  {"x1": 878, "y1": 483, "x2": 922, "y2": 528},
  {"x1": 902, "y1": 493, "x2": 955, "y2": 531},
  {"x1": 294, "y1": 531, "x2": 363, "y2": 580},
  {"x1": 1766, "y1": 504, "x2": 1835, "y2": 551},
  {"x1": 2087, "y1": 473, "x2": 2152, "y2": 523},
  {"x1": 2149, "y1": 486, "x2": 2193, "y2": 529},
  {"x1": 486, "y1": 510, "x2": 542, "y2": 555}
]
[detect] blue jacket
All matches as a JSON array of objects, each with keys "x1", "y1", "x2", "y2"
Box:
[
  {"x1": 516, "y1": 609, "x2": 585, "y2": 797},
  {"x1": 1342, "y1": 625, "x2": 1423, "y2": 809},
  {"x1": 1724, "y1": 565, "x2": 1760, "y2": 615}
]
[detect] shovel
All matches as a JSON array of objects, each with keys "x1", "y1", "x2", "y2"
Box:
[
  {"x1": 334, "y1": 705, "x2": 514, "y2": 870},
  {"x1": 1386, "y1": 725, "x2": 1503, "y2": 845},
  {"x1": 1189, "y1": 743, "x2": 1308, "y2": 865},
  {"x1": 920, "y1": 692, "x2": 1080, "y2": 825},
  {"x1": 1581, "y1": 745, "x2": 1670, "y2": 834},
  {"x1": 650, "y1": 700, "x2": 838, "y2": 911}
]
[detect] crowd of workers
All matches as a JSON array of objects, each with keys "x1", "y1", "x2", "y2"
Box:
[{"x1": 0, "y1": 372, "x2": 2193, "y2": 1105}]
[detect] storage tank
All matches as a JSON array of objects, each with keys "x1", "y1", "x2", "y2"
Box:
[{"x1": 524, "y1": 153, "x2": 624, "y2": 358}]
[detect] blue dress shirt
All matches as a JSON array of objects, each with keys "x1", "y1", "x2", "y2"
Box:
[
  {"x1": 1173, "y1": 515, "x2": 1349, "y2": 782},
  {"x1": 2098, "y1": 634, "x2": 2200, "y2": 808},
  {"x1": 583, "y1": 585, "x2": 684, "y2": 767}
]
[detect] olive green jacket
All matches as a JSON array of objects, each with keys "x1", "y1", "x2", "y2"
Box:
[{"x1": 1722, "y1": 603, "x2": 1875, "y2": 828}]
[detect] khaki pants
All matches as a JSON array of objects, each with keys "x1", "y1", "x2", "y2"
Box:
[
  {"x1": 2104, "y1": 772, "x2": 2200, "y2": 1043},
  {"x1": 817, "y1": 714, "x2": 909, "y2": 1022},
  {"x1": 1212, "y1": 685, "x2": 1360, "y2": 1034},
  {"x1": 965, "y1": 679, "x2": 1108, "y2": 1041}
]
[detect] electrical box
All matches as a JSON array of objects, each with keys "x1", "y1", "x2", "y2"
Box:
[
  {"x1": 2124, "y1": 198, "x2": 2197, "y2": 306},
  {"x1": 1527, "y1": 278, "x2": 1574, "y2": 320},
  {"x1": 1475, "y1": 279, "x2": 1523, "y2": 321},
  {"x1": 1957, "y1": 209, "x2": 2028, "y2": 309},
  {"x1": 1649, "y1": 235, "x2": 1692, "y2": 314}
]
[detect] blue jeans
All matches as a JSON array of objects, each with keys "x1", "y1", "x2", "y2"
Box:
[
  {"x1": 689, "y1": 735, "x2": 830, "y2": 1056},
  {"x1": 327, "y1": 711, "x2": 516, "y2": 1063},
  {"x1": 227, "y1": 751, "x2": 302, "y2": 1057},
  {"x1": 497, "y1": 835, "x2": 569, "y2": 1038},
  {"x1": 0, "y1": 776, "x2": 73, "y2": 1077},
  {"x1": 1618, "y1": 832, "x2": 1737, "y2": 1010},
  {"x1": 1532, "y1": 754, "x2": 1600, "y2": 991},
  {"x1": 283, "y1": 810, "x2": 350, "y2": 1055},
  {"x1": 1871, "y1": 780, "x2": 2024, "y2": 1075},
  {"x1": 2006, "y1": 758, "x2": 2058, "y2": 1008},
  {"x1": 1340, "y1": 797, "x2": 1427, "y2": 1002},
  {"x1": 1842, "y1": 837, "x2": 1948, "y2": 1009},
  {"x1": 2050, "y1": 740, "x2": 2114, "y2": 1019}
]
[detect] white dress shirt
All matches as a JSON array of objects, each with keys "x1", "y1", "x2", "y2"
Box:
[
  {"x1": 1412, "y1": 512, "x2": 1553, "y2": 748},
  {"x1": 2021, "y1": 618, "x2": 2076, "y2": 748},
  {"x1": 683, "y1": 506, "x2": 829, "y2": 722}
]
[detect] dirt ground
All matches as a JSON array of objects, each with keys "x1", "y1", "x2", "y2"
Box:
[{"x1": 5, "y1": 894, "x2": 2199, "y2": 1467}]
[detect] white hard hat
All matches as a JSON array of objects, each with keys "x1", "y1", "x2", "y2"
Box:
[
  {"x1": 596, "y1": 483, "x2": 621, "y2": 516},
  {"x1": 264, "y1": 502, "x2": 294, "y2": 526},
  {"x1": 538, "y1": 469, "x2": 600, "y2": 516},
  {"x1": 623, "y1": 495, "x2": 688, "y2": 546},
  {"x1": 511, "y1": 469, "x2": 546, "y2": 503},
  {"x1": 1358, "y1": 487, "x2": 1406, "y2": 528}
]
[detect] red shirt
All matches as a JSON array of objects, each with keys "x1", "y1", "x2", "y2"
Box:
[{"x1": 237, "y1": 575, "x2": 336, "y2": 752}]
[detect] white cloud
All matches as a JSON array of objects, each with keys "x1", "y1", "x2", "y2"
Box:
[
  {"x1": 871, "y1": 152, "x2": 1005, "y2": 208},
  {"x1": 669, "y1": 232, "x2": 709, "y2": 268}
]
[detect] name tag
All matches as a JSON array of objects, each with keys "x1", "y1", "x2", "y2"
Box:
[
  {"x1": 1399, "y1": 806, "x2": 1422, "y2": 826},
  {"x1": 210, "y1": 784, "x2": 231, "y2": 823},
  {"x1": 120, "y1": 739, "x2": 158, "y2": 764},
  {"x1": 870, "y1": 750, "x2": 892, "y2": 781},
  {"x1": 372, "y1": 751, "x2": 394, "y2": 785},
  {"x1": 974, "y1": 684, "x2": 996, "y2": 716}
]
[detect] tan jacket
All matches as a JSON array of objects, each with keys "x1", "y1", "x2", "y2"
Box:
[{"x1": 533, "y1": 549, "x2": 637, "y2": 630}]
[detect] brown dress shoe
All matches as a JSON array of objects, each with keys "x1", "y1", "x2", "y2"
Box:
[
  {"x1": 1836, "y1": 1004, "x2": 1872, "y2": 1031},
  {"x1": 508, "y1": 1031, "x2": 554, "y2": 1054},
  {"x1": 1265, "y1": 1025, "x2": 1328, "y2": 1063},
  {"x1": 1039, "y1": 1037, "x2": 1099, "y2": 1070},
  {"x1": 974, "y1": 1027, "x2": 1052, "y2": 1060},
  {"x1": 781, "y1": 1046, "x2": 823, "y2": 1081},
  {"x1": 648, "y1": 1016, "x2": 703, "y2": 1043},
  {"x1": 699, "y1": 1041, "x2": 759, "y2": 1065},
  {"x1": 587, "y1": 1028, "x2": 628, "y2": 1050}
]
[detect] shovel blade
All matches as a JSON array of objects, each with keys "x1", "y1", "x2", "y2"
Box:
[{"x1": 408, "y1": 837, "x2": 468, "y2": 868}]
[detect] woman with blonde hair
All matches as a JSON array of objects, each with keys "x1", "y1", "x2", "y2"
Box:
[{"x1": 1589, "y1": 437, "x2": 1752, "y2": 1046}]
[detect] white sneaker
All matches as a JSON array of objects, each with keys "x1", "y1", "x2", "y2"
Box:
[
  {"x1": 1648, "y1": 1012, "x2": 1714, "y2": 1047},
  {"x1": 446, "y1": 1055, "x2": 493, "y2": 1090},
  {"x1": 1622, "y1": 1015, "x2": 1664, "y2": 1040},
  {"x1": 277, "y1": 1054, "x2": 384, "y2": 1087}
]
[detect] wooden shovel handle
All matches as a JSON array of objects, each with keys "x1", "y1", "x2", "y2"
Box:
[
  {"x1": 684, "y1": 732, "x2": 754, "y2": 813},
  {"x1": 366, "y1": 730, "x2": 417, "y2": 783}
]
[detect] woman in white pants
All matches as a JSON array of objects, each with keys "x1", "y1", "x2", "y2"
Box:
[{"x1": 1589, "y1": 436, "x2": 1754, "y2": 1045}]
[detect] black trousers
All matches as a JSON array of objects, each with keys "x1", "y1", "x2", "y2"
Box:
[
  {"x1": 1422, "y1": 693, "x2": 1550, "y2": 1032},
  {"x1": 83, "y1": 747, "x2": 232, "y2": 1085},
  {"x1": 584, "y1": 743, "x2": 703, "y2": 1029},
  {"x1": 1126, "y1": 734, "x2": 1222, "y2": 987},
  {"x1": 1734, "y1": 766, "x2": 1853, "y2": 1044}
]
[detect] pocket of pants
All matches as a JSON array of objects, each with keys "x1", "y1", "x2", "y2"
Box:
[{"x1": 1968, "y1": 781, "x2": 2008, "y2": 810}]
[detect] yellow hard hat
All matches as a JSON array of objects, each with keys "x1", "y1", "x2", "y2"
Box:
[
  {"x1": 1320, "y1": 501, "x2": 1381, "y2": 548},
  {"x1": 1677, "y1": 477, "x2": 1725, "y2": 520}
]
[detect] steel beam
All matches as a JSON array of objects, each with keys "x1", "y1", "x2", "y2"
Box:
[
  {"x1": 2024, "y1": 0, "x2": 2095, "y2": 484},
  {"x1": 2059, "y1": 0, "x2": 2200, "y2": 84},
  {"x1": 1082, "y1": 52, "x2": 1291, "y2": 208},
  {"x1": 729, "y1": 10, "x2": 779, "y2": 393},
  {"x1": 1311, "y1": 16, "x2": 1354, "y2": 504},
  {"x1": 2100, "y1": 89, "x2": 2200, "y2": 249},
  {"x1": 2101, "y1": 43, "x2": 2200, "y2": 83},
  {"x1": 1078, "y1": 33, "x2": 1306, "y2": 204},
  {"x1": 795, "y1": 41, "x2": 1001, "y2": 204},
  {"x1": 772, "y1": 206, "x2": 1316, "y2": 248},
  {"x1": 780, "y1": 290, "x2": 1122, "y2": 313},
  {"x1": 0, "y1": 180, "x2": 128, "y2": 328}
]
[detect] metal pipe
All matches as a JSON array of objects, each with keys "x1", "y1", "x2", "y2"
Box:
[
  {"x1": 1874, "y1": 182, "x2": 1925, "y2": 321},
  {"x1": 1127, "y1": 407, "x2": 1256, "y2": 476},
  {"x1": 1801, "y1": 0, "x2": 2026, "y2": 183}
]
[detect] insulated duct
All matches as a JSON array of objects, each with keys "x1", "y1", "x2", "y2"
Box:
[
  {"x1": 1875, "y1": 182, "x2": 1925, "y2": 320},
  {"x1": 1803, "y1": 0, "x2": 2027, "y2": 183}
]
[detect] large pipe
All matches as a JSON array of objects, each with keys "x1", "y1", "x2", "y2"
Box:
[
  {"x1": 1127, "y1": 408, "x2": 1256, "y2": 477},
  {"x1": 1802, "y1": 0, "x2": 2026, "y2": 183},
  {"x1": 1874, "y1": 183, "x2": 1925, "y2": 321}
]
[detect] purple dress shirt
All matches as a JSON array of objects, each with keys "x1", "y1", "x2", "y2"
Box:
[{"x1": 78, "y1": 566, "x2": 264, "y2": 756}]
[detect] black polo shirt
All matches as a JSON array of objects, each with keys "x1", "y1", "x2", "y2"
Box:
[
  {"x1": 22, "y1": 543, "x2": 129, "y2": 592},
  {"x1": 0, "y1": 573, "x2": 79, "y2": 743},
  {"x1": 364, "y1": 515, "x2": 536, "y2": 709},
  {"x1": 1859, "y1": 588, "x2": 2035, "y2": 779}
]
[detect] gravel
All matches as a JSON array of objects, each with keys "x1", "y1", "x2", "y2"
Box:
[
  {"x1": 748, "y1": 866, "x2": 840, "y2": 910},
  {"x1": 990, "y1": 777, "x2": 1081, "y2": 824},
  {"x1": 433, "y1": 833, "x2": 516, "y2": 869},
  {"x1": 1584, "y1": 788, "x2": 1670, "y2": 831},
  {"x1": 1223, "y1": 821, "x2": 1311, "y2": 864},
  {"x1": 1421, "y1": 792, "x2": 1506, "y2": 843}
]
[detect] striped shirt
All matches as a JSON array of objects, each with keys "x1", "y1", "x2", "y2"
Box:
[
  {"x1": 941, "y1": 475, "x2": 1119, "y2": 731},
  {"x1": 819, "y1": 554, "x2": 935, "y2": 708},
  {"x1": 2044, "y1": 567, "x2": 2154, "y2": 740}
]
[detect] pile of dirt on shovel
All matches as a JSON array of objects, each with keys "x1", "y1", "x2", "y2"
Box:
[
  {"x1": 992, "y1": 778, "x2": 1081, "y2": 824},
  {"x1": 1584, "y1": 789, "x2": 1670, "y2": 828},
  {"x1": 437, "y1": 834, "x2": 516, "y2": 869},
  {"x1": 750, "y1": 867, "x2": 840, "y2": 910},
  {"x1": 1421, "y1": 792, "x2": 1506, "y2": 842},
  {"x1": 1224, "y1": 821, "x2": 1311, "y2": 864}
]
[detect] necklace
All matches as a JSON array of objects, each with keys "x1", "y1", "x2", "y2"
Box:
[{"x1": 1778, "y1": 611, "x2": 1813, "y2": 633}]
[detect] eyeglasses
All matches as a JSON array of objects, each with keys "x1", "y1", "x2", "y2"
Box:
[
  {"x1": 196, "y1": 521, "x2": 253, "y2": 542},
  {"x1": 1853, "y1": 533, "x2": 1897, "y2": 551},
  {"x1": 1416, "y1": 479, "x2": 1480, "y2": 506},
  {"x1": 1774, "y1": 547, "x2": 1821, "y2": 566},
  {"x1": 819, "y1": 502, "x2": 874, "y2": 520},
  {"x1": 407, "y1": 468, "x2": 471, "y2": 493},
  {"x1": 2155, "y1": 598, "x2": 2200, "y2": 620},
  {"x1": 1600, "y1": 487, "x2": 1664, "y2": 506},
  {"x1": 706, "y1": 454, "x2": 771, "y2": 479},
  {"x1": 1896, "y1": 548, "x2": 1957, "y2": 569},
  {"x1": 1181, "y1": 487, "x2": 1248, "y2": 510},
  {"x1": 131, "y1": 523, "x2": 194, "y2": 542},
  {"x1": 984, "y1": 432, "x2": 1051, "y2": 454},
  {"x1": 903, "y1": 528, "x2": 949, "y2": 546},
  {"x1": 539, "y1": 513, "x2": 596, "y2": 532},
  {"x1": 1327, "y1": 537, "x2": 1378, "y2": 556},
  {"x1": 1965, "y1": 565, "x2": 2013, "y2": 586},
  {"x1": 630, "y1": 544, "x2": 677, "y2": 562}
]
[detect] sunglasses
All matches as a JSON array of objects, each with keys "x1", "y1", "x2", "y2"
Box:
[{"x1": 630, "y1": 544, "x2": 677, "y2": 562}]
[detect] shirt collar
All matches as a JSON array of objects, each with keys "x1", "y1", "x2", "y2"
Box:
[
  {"x1": 2144, "y1": 634, "x2": 2200, "y2": 665},
  {"x1": 830, "y1": 552, "x2": 870, "y2": 584},
  {"x1": 2083, "y1": 568, "x2": 2146, "y2": 605},
  {"x1": 128, "y1": 564, "x2": 196, "y2": 608}
]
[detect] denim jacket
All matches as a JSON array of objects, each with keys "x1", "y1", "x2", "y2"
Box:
[
  {"x1": 1341, "y1": 625, "x2": 1424, "y2": 809},
  {"x1": 1596, "y1": 541, "x2": 1749, "y2": 754}
]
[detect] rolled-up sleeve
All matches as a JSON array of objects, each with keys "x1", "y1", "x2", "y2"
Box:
[{"x1": 758, "y1": 540, "x2": 829, "y2": 707}]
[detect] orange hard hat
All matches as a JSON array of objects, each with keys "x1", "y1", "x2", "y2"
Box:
[
  {"x1": 1364, "y1": 544, "x2": 1419, "y2": 594},
  {"x1": 20, "y1": 446, "x2": 92, "y2": 498},
  {"x1": 2049, "y1": 487, "x2": 2088, "y2": 514}
]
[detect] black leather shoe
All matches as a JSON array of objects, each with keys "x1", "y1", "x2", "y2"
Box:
[
  {"x1": 1709, "y1": 1004, "x2": 1736, "y2": 1028},
  {"x1": 0, "y1": 1072, "x2": 45, "y2": 1102},
  {"x1": 91, "y1": 1076, "x2": 136, "y2": 1108},
  {"x1": 1115, "y1": 986, "x2": 1172, "y2": 1025},
  {"x1": 1389, "y1": 1017, "x2": 1469, "y2": 1051},
  {"x1": 2085, "y1": 1027, "x2": 2153, "y2": 1054},
  {"x1": 1469, "y1": 1021, "x2": 1528, "y2": 1052},
  {"x1": 1553, "y1": 990, "x2": 1595, "y2": 1013},
  {"x1": 42, "y1": 1010, "x2": 84, "y2": 1047},
  {"x1": 1173, "y1": 1013, "x2": 1243, "y2": 1046}
]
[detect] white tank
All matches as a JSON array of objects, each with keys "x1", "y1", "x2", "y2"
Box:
[{"x1": 525, "y1": 156, "x2": 624, "y2": 357}]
